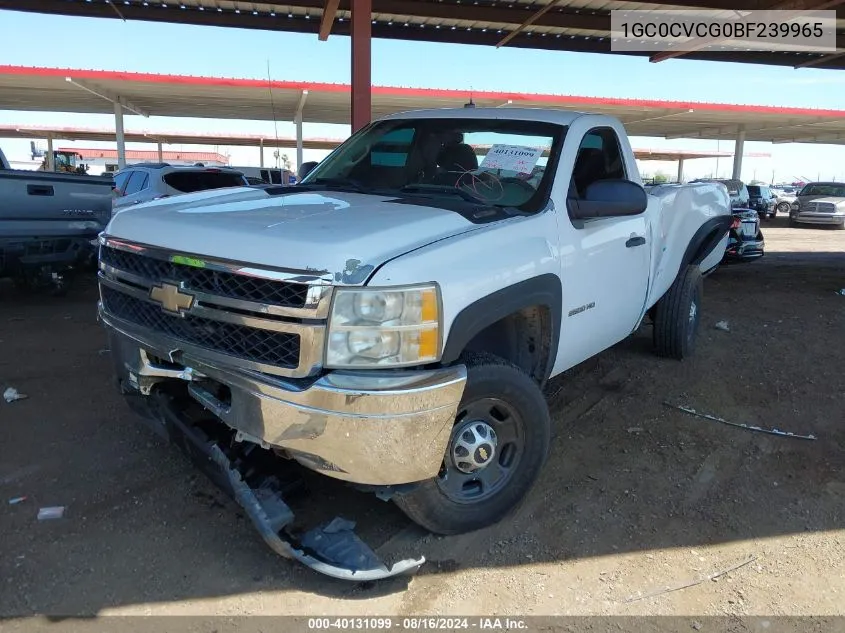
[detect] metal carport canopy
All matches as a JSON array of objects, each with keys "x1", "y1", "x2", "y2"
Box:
[
  {"x1": 2, "y1": 65, "x2": 845, "y2": 145},
  {"x1": 1, "y1": 0, "x2": 844, "y2": 70},
  {"x1": 0, "y1": 124, "x2": 772, "y2": 160}
]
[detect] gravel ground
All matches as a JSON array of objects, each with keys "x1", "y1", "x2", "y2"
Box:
[{"x1": 1, "y1": 218, "x2": 843, "y2": 619}]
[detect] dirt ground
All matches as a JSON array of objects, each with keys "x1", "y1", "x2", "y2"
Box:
[{"x1": 1, "y1": 218, "x2": 843, "y2": 619}]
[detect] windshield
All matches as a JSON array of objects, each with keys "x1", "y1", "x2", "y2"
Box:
[
  {"x1": 747, "y1": 185, "x2": 761, "y2": 196},
  {"x1": 799, "y1": 183, "x2": 845, "y2": 197},
  {"x1": 301, "y1": 117, "x2": 567, "y2": 212}
]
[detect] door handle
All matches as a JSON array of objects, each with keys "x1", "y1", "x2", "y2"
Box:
[
  {"x1": 27, "y1": 184, "x2": 54, "y2": 196},
  {"x1": 626, "y1": 236, "x2": 646, "y2": 248}
]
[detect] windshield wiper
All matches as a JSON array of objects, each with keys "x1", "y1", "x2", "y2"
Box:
[{"x1": 399, "y1": 184, "x2": 487, "y2": 205}]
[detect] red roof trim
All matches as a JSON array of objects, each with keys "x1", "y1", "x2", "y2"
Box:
[
  {"x1": 3, "y1": 64, "x2": 845, "y2": 119},
  {"x1": 61, "y1": 147, "x2": 229, "y2": 162}
]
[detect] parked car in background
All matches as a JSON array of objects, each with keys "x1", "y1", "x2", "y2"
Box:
[
  {"x1": 790, "y1": 182, "x2": 845, "y2": 228},
  {"x1": 746, "y1": 184, "x2": 777, "y2": 219},
  {"x1": 771, "y1": 187, "x2": 797, "y2": 215},
  {"x1": 723, "y1": 208, "x2": 764, "y2": 262},
  {"x1": 691, "y1": 178, "x2": 750, "y2": 210},
  {"x1": 111, "y1": 163, "x2": 249, "y2": 213},
  {"x1": 231, "y1": 166, "x2": 296, "y2": 185},
  {"x1": 0, "y1": 146, "x2": 113, "y2": 293}
]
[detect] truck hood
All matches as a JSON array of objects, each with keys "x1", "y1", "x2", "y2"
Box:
[{"x1": 105, "y1": 186, "x2": 485, "y2": 283}]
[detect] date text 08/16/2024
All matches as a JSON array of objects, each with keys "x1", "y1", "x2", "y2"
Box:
[{"x1": 307, "y1": 618, "x2": 528, "y2": 630}]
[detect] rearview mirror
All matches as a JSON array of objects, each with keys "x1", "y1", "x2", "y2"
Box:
[
  {"x1": 298, "y1": 161, "x2": 319, "y2": 181},
  {"x1": 567, "y1": 179, "x2": 648, "y2": 220}
]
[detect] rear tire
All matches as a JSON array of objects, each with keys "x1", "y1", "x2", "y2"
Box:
[
  {"x1": 393, "y1": 352, "x2": 551, "y2": 535},
  {"x1": 653, "y1": 264, "x2": 702, "y2": 360}
]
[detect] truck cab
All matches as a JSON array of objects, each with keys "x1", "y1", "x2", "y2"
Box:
[{"x1": 98, "y1": 108, "x2": 731, "y2": 578}]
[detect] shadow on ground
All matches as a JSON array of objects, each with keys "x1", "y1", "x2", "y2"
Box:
[{"x1": 0, "y1": 244, "x2": 843, "y2": 615}]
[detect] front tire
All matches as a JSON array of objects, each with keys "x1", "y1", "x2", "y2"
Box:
[
  {"x1": 393, "y1": 353, "x2": 551, "y2": 535},
  {"x1": 653, "y1": 264, "x2": 703, "y2": 360},
  {"x1": 777, "y1": 202, "x2": 791, "y2": 214}
]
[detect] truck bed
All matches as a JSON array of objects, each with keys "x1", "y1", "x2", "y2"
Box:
[{"x1": 0, "y1": 167, "x2": 114, "y2": 284}]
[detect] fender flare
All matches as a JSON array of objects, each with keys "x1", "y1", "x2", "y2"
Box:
[
  {"x1": 682, "y1": 215, "x2": 732, "y2": 268},
  {"x1": 440, "y1": 274, "x2": 562, "y2": 380}
]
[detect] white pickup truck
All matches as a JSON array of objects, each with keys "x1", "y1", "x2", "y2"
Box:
[{"x1": 98, "y1": 108, "x2": 731, "y2": 579}]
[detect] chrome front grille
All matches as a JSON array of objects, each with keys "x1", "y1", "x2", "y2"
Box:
[
  {"x1": 809, "y1": 202, "x2": 837, "y2": 213},
  {"x1": 97, "y1": 237, "x2": 332, "y2": 378},
  {"x1": 100, "y1": 246, "x2": 310, "y2": 308},
  {"x1": 101, "y1": 286, "x2": 301, "y2": 368}
]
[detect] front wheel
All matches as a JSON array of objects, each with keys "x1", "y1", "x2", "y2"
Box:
[
  {"x1": 777, "y1": 202, "x2": 791, "y2": 214},
  {"x1": 393, "y1": 353, "x2": 551, "y2": 535},
  {"x1": 653, "y1": 264, "x2": 703, "y2": 360}
]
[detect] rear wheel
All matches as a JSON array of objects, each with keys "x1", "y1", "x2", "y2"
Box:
[
  {"x1": 393, "y1": 352, "x2": 551, "y2": 535},
  {"x1": 653, "y1": 264, "x2": 702, "y2": 360}
]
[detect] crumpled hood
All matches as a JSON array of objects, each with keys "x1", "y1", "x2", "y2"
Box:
[{"x1": 105, "y1": 187, "x2": 485, "y2": 283}]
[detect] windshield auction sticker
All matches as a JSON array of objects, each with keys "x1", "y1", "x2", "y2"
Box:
[{"x1": 480, "y1": 145, "x2": 543, "y2": 174}]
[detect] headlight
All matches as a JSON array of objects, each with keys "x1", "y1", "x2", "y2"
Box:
[{"x1": 325, "y1": 284, "x2": 441, "y2": 368}]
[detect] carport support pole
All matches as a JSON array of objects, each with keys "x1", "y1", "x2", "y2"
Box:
[
  {"x1": 157, "y1": 142, "x2": 163, "y2": 163},
  {"x1": 295, "y1": 113, "x2": 304, "y2": 170},
  {"x1": 731, "y1": 128, "x2": 746, "y2": 181},
  {"x1": 350, "y1": 0, "x2": 372, "y2": 133},
  {"x1": 259, "y1": 139, "x2": 264, "y2": 168},
  {"x1": 46, "y1": 135, "x2": 54, "y2": 172},
  {"x1": 677, "y1": 158, "x2": 684, "y2": 183},
  {"x1": 114, "y1": 101, "x2": 126, "y2": 170}
]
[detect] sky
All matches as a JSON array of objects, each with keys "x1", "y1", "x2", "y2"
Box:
[{"x1": 1, "y1": 9, "x2": 845, "y2": 182}]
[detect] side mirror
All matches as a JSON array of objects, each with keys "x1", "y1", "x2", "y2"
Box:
[
  {"x1": 567, "y1": 179, "x2": 648, "y2": 220},
  {"x1": 298, "y1": 161, "x2": 319, "y2": 181}
]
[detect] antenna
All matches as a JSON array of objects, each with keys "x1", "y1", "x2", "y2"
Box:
[{"x1": 266, "y1": 59, "x2": 281, "y2": 168}]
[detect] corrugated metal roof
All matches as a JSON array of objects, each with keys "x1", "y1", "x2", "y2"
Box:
[{"x1": 1, "y1": 0, "x2": 843, "y2": 70}]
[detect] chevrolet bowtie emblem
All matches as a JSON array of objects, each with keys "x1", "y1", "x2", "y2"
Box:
[{"x1": 149, "y1": 282, "x2": 195, "y2": 314}]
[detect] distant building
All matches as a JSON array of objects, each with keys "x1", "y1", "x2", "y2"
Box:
[{"x1": 61, "y1": 147, "x2": 229, "y2": 174}]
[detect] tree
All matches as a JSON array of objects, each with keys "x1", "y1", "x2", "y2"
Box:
[{"x1": 652, "y1": 170, "x2": 670, "y2": 184}]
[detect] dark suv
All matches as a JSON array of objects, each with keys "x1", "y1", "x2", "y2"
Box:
[{"x1": 747, "y1": 184, "x2": 777, "y2": 219}]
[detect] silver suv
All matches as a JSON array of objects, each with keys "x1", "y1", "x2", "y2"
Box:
[{"x1": 112, "y1": 163, "x2": 248, "y2": 213}]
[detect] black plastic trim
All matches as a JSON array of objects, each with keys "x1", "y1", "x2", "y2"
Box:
[
  {"x1": 441, "y1": 274, "x2": 562, "y2": 380},
  {"x1": 682, "y1": 215, "x2": 733, "y2": 268}
]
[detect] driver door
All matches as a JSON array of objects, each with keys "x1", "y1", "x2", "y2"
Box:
[{"x1": 554, "y1": 125, "x2": 651, "y2": 371}]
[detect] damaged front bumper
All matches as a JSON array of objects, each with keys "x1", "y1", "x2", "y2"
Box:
[
  {"x1": 143, "y1": 387, "x2": 426, "y2": 580},
  {"x1": 105, "y1": 320, "x2": 467, "y2": 486},
  {"x1": 103, "y1": 316, "x2": 468, "y2": 580}
]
